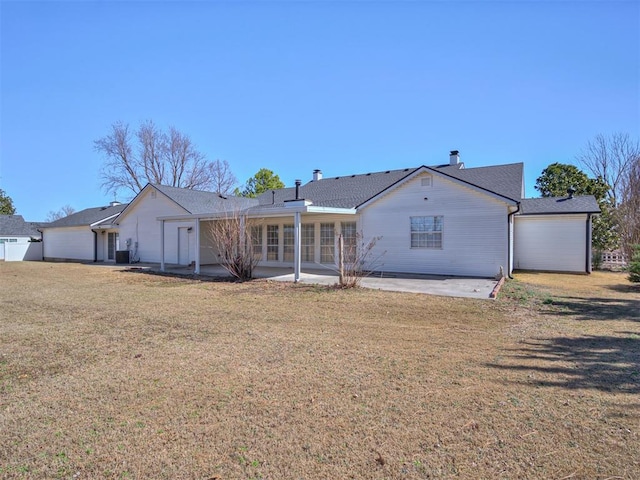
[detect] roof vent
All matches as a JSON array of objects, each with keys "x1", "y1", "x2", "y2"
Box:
[
  {"x1": 109, "y1": 201, "x2": 122, "y2": 207},
  {"x1": 567, "y1": 187, "x2": 575, "y2": 199},
  {"x1": 450, "y1": 150, "x2": 460, "y2": 166},
  {"x1": 313, "y1": 169, "x2": 322, "y2": 181},
  {"x1": 295, "y1": 179, "x2": 301, "y2": 200}
]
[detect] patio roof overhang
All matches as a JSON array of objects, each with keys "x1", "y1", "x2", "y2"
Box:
[{"x1": 157, "y1": 205, "x2": 357, "y2": 222}]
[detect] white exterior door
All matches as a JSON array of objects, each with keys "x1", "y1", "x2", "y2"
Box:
[{"x1": 178, "y1": 227, "x2": 190, "y2": 265}]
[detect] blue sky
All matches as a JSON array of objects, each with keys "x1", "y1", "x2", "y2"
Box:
[{"x1": 1, "y1": 0, "x2": 638, "y2": 221}]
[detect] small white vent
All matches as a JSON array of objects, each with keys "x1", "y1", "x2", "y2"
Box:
[
  {"x1": 150, "y1": 190, "x2": 157, "y2": 199},
  {"x1": 421, "y1": 177, "x2": 432, "y2": 187}
]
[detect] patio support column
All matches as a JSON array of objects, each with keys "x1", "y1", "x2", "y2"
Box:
[
  {"x1": 194, "y1": 218, "x2": 201, "y2": 274},
  {"x1": 160, "y1": 219, "x2": 165, "y2": 271},
  {"x1": 294, "y1": 211, "x2": 301, "y2": 282}
]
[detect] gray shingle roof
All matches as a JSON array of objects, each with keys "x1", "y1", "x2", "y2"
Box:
[
  {"x1": 254, "y1": 168, "x2": 416, "y2": 209},
  {"x1": 0, "y1": 215, "x2": 45, "y2": 237},
  {"x1": 45, "y1": 203, "x2": 127, "y2": 228},
  {"x1": 434, "y1": 163, "x2": 524, "y2": 201},
  {"x1": 153, "y1": 184, "x2": 258, "y2": 214},
  {"x1": 519, "y1": 196, "x2": 601, "y2": 215},
  {"x1": 253, "y1": 162, "x2": 525, "y2": 210}
]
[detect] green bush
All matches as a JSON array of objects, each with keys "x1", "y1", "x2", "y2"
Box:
[{"x1": 629, "y1": 245, "x2": 640, "y2": 283}]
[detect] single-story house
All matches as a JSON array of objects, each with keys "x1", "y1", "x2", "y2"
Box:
[
  {"x1": 0, "y1": 215, "x2": 46, "y2": 261},
  {"x1": 41, "y1": 202, "x2": 127, "y2": 262},
  {"x1": 114, "y1": 184, "x2": 255, "y2": 266},
  {"x1": 41, "y1": 151, "x2": 600, "y2": 278}
]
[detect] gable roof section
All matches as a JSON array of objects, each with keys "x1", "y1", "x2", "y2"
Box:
[
  {"x1": 0, "y1": 215, "x2": 46, "y2": 237},
  {"x1": 433, "y1": 163, "x2": 524, "y2": 201},
  {"x1": 519, "y1": 196, "x2": 600, "y2": 215},
  {"x1": 44, "y1": 204, "x2": 127, "y2": 228},
  {"x1": 153, "y1": 184, "x2": 258, "y2": 214},
  {"x1": 254, "y1": 163, "x2": 524, "y2": 211}
]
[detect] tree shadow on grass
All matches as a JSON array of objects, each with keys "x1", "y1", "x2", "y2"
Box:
[
  {"x1": 542, "y1": 296, "x2": 640, "y2": 322},
  {"x1": 488, "y1": 334, "x2": 640, "y2": 393},
  {"x1": 605, "y1": 282, "x2": 640, "y2": 294}
]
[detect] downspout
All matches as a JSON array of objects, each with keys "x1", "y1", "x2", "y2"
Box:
[
  {"x1": 586, "y1": 213, "x2": 592, "y2": 274},
  {"x1": 37, "y1": 229, "x2": 44, "y2": 261},
  {"x1": 507, "y1": 202, "x2": 521, "y2": 279},
  {"x1": 91, "y1": 229, "x2": 98, "y2": 262}
]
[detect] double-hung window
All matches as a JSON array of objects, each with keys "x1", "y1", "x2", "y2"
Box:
[
  {"x1": 410, "y1": 216, "x2": 443, "y2": 248},
  {"x1": 320, "y1": 223, "x2": 335, "y2": 264},
  {"x1": 250, "y1": 225, "x2": 263, "y2": 259},
  {"x1": 301, "y1": 224, "x2": 315, "y2": 262},
  {"x1": 341, "y1": 221, "x2": 357, "y2": 263},
  {"x1": 267, "y1": 225, "x2": 279, "y2": 261},
  {"x1": 283, "y1": 224, "x2": 295, "y2": 262}
]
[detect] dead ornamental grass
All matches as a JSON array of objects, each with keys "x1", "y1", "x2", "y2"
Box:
[{"x1": 0, "y1": 262, "x2": 638, "y2": 479}]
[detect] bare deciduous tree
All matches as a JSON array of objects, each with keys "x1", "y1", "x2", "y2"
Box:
[
  {"x1": 577, "y1": 132, "x2": 640, "y2": 207},
  {"x1": 209, "y1": 159, "x2": 238, "y2": 196},
  {"x1": 336, "y1": 232, "x2": 385, "y2": 288},
  {"x1": 617, "y1": 156, "x2": 640, "y2": 259},
  {"x1": 45, "y1": 205, "x2": 76, "y2": 222},
  {"x1": 95, "y1": 121, "x2": 237, "y2": 197},
  {"x1": 207, "y1": 212, "x2": 262, "y2": 281},
  {"x1": 577, "y1": 133, "x2": 640, "y2": 259}
]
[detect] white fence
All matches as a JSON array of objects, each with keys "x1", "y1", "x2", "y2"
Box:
[
  {"x1": 3, "y1": 242, "x2": 43, "y2": 261},
  {"x1": 600, "y1": 250, "x2": 628, "y2": 269}
]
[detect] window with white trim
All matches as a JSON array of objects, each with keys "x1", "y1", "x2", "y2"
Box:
[
  {"x1": 320, "y1": 223, "x2": 335, "y2": 264},
  {"x1": 341, "y1": 221, "x2": 357, "y2": 263},
  {"x1": 250, "y1": 225, "x2": 262, "y2": 259},
  {"x1": 283, "y1": 224, "x2": 294, "y2": 262},
  {"x1": 267, "y1": 225, "x2": 279, "y2": 261},
  {"x1": 301, "y1": 224, "x2": 315, "y2": 262},
  {"x1": 410, "y1": 216, "x2": 443, "y2": 248}
]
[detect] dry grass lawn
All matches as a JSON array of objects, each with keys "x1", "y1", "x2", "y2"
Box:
[{"x1": 0, "y1": 263, "x2": 638, "y2": 479}]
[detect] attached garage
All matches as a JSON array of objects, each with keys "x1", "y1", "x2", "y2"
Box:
[{"x1": 514, "y1": 196, "x2": 600, "y2": 274}]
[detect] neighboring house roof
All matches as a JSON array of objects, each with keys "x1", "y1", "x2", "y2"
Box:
[
  {"x1": 254, "y1": 162, "x2": 525, "y2": 210},
  {"x1": 44, "y1": 203, "x2": 128, "y2": 228},
  {"x1": 152, "y1": 184, "x2": 258, "y2": 214},
  {"x1": 0, "y1": 215, "x2": 46, "y2": 237},
  {"x1": 519, "y1": 196, "x2": 601, "y2": 215}
]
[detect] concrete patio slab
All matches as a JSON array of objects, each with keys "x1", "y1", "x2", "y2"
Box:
[{"x1": 124, "y1": 264, "x2": 499, "y2": 299}]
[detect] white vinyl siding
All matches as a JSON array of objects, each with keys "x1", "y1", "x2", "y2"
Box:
[
  {"x1": 359, "y1": 173, "x2": 510, "y2": 278},
  {"x1": 514, "y1": 214, "x2": 588, "y2": 272},
  {"x1": 117, "y1": 186, "x2": 193, "y2": 264},
  {"x1": 42, "y1": 226, "x2": 95, "y2": 261}
]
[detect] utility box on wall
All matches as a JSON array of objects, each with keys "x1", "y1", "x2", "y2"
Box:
[{"x1": 115, "y1": 250, "x2": 130, "y2": 264}]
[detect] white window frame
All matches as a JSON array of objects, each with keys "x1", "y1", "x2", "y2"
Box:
[
  {"x1": 266, "y1": 225, "x2": 279, "y2": 261},
  {"x1": 410, "y1": 216, "x2": 443, "y2": 249}
]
